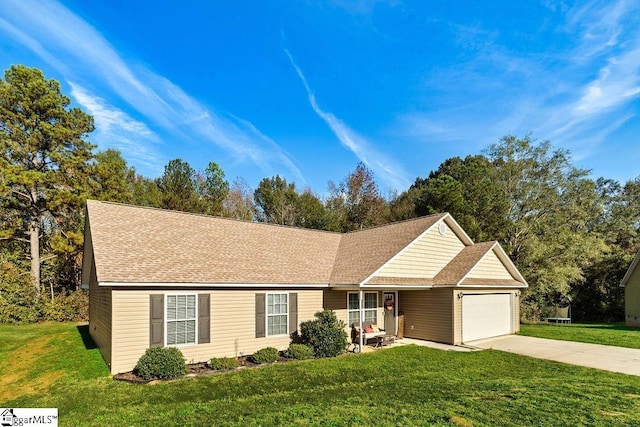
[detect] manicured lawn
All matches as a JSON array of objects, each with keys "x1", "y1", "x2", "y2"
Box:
[
  {"x1": 520, "y1": 323, "x2": 640, "y2": 349},
  {"x1": 0, "y1": 322, "x2": 109, "y2": 403},
  {"x1": 3, "y1": 323, "x2": 640, "y2": 426}
]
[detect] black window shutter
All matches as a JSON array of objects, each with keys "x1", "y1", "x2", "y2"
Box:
[
  {"x1": 256, "y1": 293, "x2": 265, "y2": 338},
  {"x1": 149, "y1": 294, "x2": 164, "y2": 347},
  {"x1": 198, "y1": 294, "x2": 210, "y2": 344},
  {"x1": 289, "y1": 293, "x2": 298, "y2": 334}
]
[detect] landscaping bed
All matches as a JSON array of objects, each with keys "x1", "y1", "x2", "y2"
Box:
[{"x1": 112, "y1": 354, "x2": 297, "y2": 383}]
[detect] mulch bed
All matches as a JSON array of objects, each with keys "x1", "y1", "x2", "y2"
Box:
[{"x1": 113, "y1": 355, "x2": 295, "y2": 384}]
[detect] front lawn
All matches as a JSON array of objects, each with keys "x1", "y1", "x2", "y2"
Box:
[
  {"x1": 2, "y1": 323, "x2": 640, "y2": 426},
  {"x1": 520, "y1": 323, "x2": 640, "y2": 349}
]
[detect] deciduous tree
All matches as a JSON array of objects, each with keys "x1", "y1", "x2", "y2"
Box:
[
  {"x1": 223, "y1": 177, "x2": 255, "y2": 221},
  {"x1": 327, "y1": 163, "x2": 386, "y2": 232},
  {"x1": 295, "y1": 190, "x2": 328, "y2": 230},
  {"x1": 254, "y1": 175, "x2": 299, "y2": 225},
  {"x1": 486, "y1": 135, "x2": 605, "y2": 314}
]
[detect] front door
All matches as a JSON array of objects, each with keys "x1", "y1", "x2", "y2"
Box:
[{"x1": 383, "y1": 291, "x2": 397, "y2": 335}]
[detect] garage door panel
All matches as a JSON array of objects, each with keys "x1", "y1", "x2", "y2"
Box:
[{"x1": 462, "y1": 294, "x2": 512, "y2": 342}]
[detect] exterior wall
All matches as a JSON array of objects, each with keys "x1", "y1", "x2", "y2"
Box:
[
  {"x1": 398, "y1": 288, "x2": 454, "y2": 344},
  {"x1": 110, "y1": 288, "x2": 323, "y2": 375},
  {"x1": 514, "y1": 293, "x2": 520, "y2": 331},
  {"x1": 375, "y1": 221, "x2": 465, "y2": 279},
  {"x1": 88, "y1": 263, "x2": 112, "y2": 368},
  {"x1": 323, "y1": 289, "x2": 348, "y2": 326},
  {"x1": 453, "y1": 289, "x2": 520, "y2": 344},
  {"x1": 467, "y1": 251, "x2": 514, "y2": 280},
  {"x1": 323, "y1": 290, "x2": 385, "y2": 330},
  {"x1": 625, "y1": 265, "x2": 640, "y2": 327}
]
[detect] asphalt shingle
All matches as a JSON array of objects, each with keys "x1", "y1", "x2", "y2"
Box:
[{"x1": 85, "y1": 200, "x2": 525, "y2": 287}]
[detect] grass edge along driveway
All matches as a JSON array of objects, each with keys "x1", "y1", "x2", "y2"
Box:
[
  {"x1": 520, "y1": 322, "x2": 640, "y2": 349},
  {"x1": 2, "y1": 322, "x2": 640, "y2": 426}
]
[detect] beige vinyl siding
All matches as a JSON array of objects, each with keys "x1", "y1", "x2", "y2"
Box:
[
  {"x1": 453, "y1": 290, "x2": 462, "y2": 344},
  {"x1": 88, "y1": 263, "x2": 112, "y2": 368},
  {"x1": 323, "y1": 290, "x2": 385, "y2": 332},
  {"x1": 514, "y1": 293, "x2": 520, "y2": 332},
  {"x1": 398, "y1": 288, "x2": 453, "y2": 344},
  {"x1": 109, "y1": 288, "x2": 323, "y2": 375},
  {"x1": 453, "y1": 290, "x2": 519, "y2": 344},
  {"x1": 81, "y1": 217, "x2": 93, "y2": 288},
  {"x1": 375, "y1": 221, "x2": 465, "y2": 279},
  {"x1": 467, "y1": 250, "x2": 514, "y2": 280},
  {"x1": 625, "y1": 264, "x2": 640, "y2": 326},
  {"x1": 323, "y1": 290, "x2": 348, "y2": 326}
]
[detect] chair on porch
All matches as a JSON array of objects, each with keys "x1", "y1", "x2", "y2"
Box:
[{"x1": 351, "y1": 321, "x2": 393, "y2": 351}]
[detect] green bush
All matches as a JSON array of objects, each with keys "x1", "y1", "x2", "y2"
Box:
[
  {"x1": 42, "y1": 290, "x2": 89, "y2": 322},
  {"x1": 209, "y1": 357, "x2": 240, "y2": 370},
  {"x1": 286, "y1": 343, "x2": 314, "y2": 360},
  {"x1": 134, "y1": 347, "x2": 186, "y2": 380},
  {"x1": 0, "y1": 256, "x2": 90, "y2": 324},
  {"x1": 252, "y1": 347, "x2": 279, "y2": 364},
  {"x1": 299, "y1": 310, "x2": 348, "y2": 358},
  {"x1": 0, "y1": 260, "x2": 41, "y2": 323}
]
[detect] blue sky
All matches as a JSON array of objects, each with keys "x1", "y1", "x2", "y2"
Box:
[{"x1": 1, "y1": 0, "x2": 639, "y2": 195}]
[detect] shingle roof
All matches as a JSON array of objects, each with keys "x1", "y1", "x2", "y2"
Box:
[
  {"x1": 433, "y1": 242, "x2": 496, "y2": 285},
  {"x1": 87, "y1": 200, "x2": 341, "y2": 284},
  {"x1": 329, "y1": 214, "x2": 446, "y2": 285},
  {"x1": 85, "y1": 200, "x2": 525, "y2": 287}
]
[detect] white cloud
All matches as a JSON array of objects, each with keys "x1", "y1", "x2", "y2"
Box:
[
  {"x1": 394, "y1": 0, "x2": 640, "y2": 165},
  {"x1": 328, "y1": 0, "x2": 402, "y2": 15},
  {"x1": 284, "y1": 48, "x2": 409, "y2": 190},
  {"x1": 565, "y1": 0, "x2": 634, "y2": 58},
  {"x1": 0, "y1": 0, "x2": 302, "y2": 180},
  {"x1": 572, "y1": 46, "x2": 640, "y2": 117},
  {"x1": 69, "y1": 83, "x2": 164, "y2": 173}
]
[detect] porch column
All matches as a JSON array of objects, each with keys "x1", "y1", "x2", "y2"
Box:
[{"x1": 359, "y1": 288, "x2": 364, "y2": 350}]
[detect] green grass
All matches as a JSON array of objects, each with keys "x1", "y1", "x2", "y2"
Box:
[
  {"x1": 520, "y1": 323, "x2": 640, "y2": 349},
  {"x1": 3, "y1": 323, "x2": 640, "y2": 426},
  {"x1": 0, "y1": 322, "x2": 109, "y2": 402}
]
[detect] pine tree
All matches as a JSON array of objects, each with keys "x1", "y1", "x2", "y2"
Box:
[{"x1": 0, "y1": 66, "x2": 95, "y2": 293}]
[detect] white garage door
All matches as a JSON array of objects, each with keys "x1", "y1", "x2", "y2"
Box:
[{"x1": 462, "y1": 293, "x2": 512, "y2": 342}]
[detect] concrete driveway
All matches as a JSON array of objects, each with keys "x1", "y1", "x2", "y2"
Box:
[{"x1": 471, "y1": 335, "x2": 640, "y2": 376}]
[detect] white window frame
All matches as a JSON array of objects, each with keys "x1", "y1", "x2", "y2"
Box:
[
  {"x1": 347, "y1": 291, "x2": 378, "y2": 327},
  {"x1": 164, "y1": 293, "x2": 198, "y2": 347},
  {"x1": 266, "y1": 292, "x2": 289, "y2": 337}
]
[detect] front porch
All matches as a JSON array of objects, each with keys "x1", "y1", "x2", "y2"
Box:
[
  {"x1": 351, "y1": 337, "x2": 477, "y2": 354},
  {"x1": 323, "y1": 287, "x2": 457, "y2": 347}
]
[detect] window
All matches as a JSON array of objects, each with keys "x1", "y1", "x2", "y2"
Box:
[
  {"x1": 267, "y1": 293, "x2": 288, "y2": 336},
  {"x1": 347, "y1": 292, "x2": 378, "y2": 327},
  {"x1": 166, "y1": 294, "x2": 197, "y2": 346}
]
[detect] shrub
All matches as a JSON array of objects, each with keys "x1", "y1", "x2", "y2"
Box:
[
  {"x1": 286, "y1": 343, "x2": 314, "y2": 360},
  {"x1": 0, "y1": 260, "x2": 41, "y2": 323},
  {"x1": 299, "y1": 310, "x2": 348, "y2": 358},
  {"x1": 209, "y1": 357, "x2": 240, "y2": 370},
  {"x1": 252, "y1": 347, "x2": 279, "y2": 364},
  {"x1": 0, "y1": 256, "x2": 90, "y2": 324},
  {"x1": 134, "y1": 347, "x2": 186, "y2": 380},
  {"x1": 42, "y1": 290, "x2": 89, "y2": 322}
]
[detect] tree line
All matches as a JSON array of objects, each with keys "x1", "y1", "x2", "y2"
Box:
[{"x1": 1, "y1": 65, "x2": 638, "y2": 323}]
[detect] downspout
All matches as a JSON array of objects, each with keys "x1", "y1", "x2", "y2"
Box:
[{"x1": 359, "y1": 288, "x2": 364, "y2": 351}]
